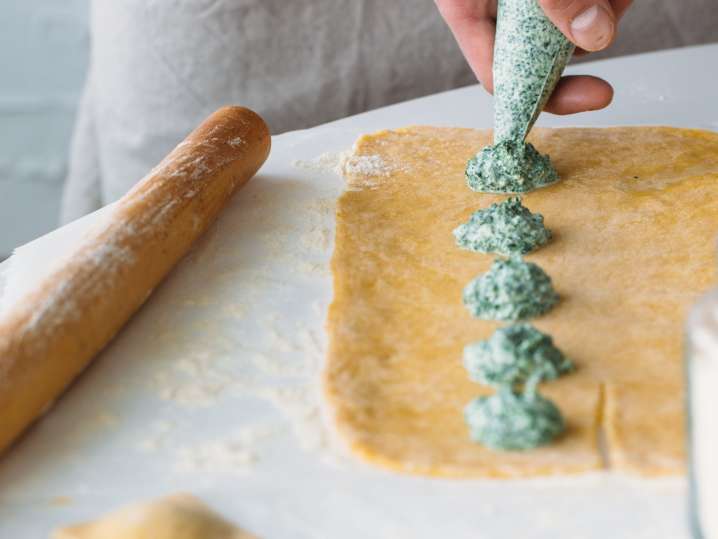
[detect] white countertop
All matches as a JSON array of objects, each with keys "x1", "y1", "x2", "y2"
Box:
[{"x1": 2, "y1": 44, "x2": 716, "y2": 538}]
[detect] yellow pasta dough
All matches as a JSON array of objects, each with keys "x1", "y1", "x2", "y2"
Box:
[
  {"x1": 53, "y1": 494, "x2": 256, "y2": 539},
  {"x1": 325, "y1": 126, "x2": 718, "y2": 478}
]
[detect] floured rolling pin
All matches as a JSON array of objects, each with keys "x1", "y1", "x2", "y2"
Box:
[{"x1": 0, "y1": 106, "x2": 270, "y2": 455}]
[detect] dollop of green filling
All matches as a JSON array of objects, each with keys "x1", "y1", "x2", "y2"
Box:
[
  {"x1": 453, "y1": 197, "x2": 551, "y2": 255},
  {"x1": 464, "y1": 323, "x2": 573, "y2": 387},
  {"x1": 463, "y1": 256, "x2": 558, "y2": 321},
  {"x1": 464, "y1": 388, "x2": 565, "y2": 450},
  {"x1": 465, "y1": 139, "x2": 558, "y2": 194}
]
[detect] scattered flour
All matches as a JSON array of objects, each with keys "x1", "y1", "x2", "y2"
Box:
[
  {"x1": 292, "y1": 149, "x2": 404, "y2": 191},
  {"x1": 343, "y1": 154, "x2": 391, "y2": 176},
  {"x1": 138, "y1": 420, "x2": 276, "y2": 475},
  {"x1": 175, "y1": 425, "x2": 276, "y2": 475},
  {"x1": 343, "y1": 153, "x2": 404, "y2": 190},
  {"x1": 177, "y1": 440, "x2": 257, "y2": 474},
  {"x1": 292, "y1": 151, "x2": 349, "y2": 176},
  {"x1": 141, "y1": 301, "x2": 340, "y2": 470},
  {"x1": 254, "y1": 386, "x2": 328, "y2": 453},
  {"x1": 127, "y1": 146, "x2": 358, "y2": 477},
  {"x1": 228, "y1": 136, "x2": 247, "y2": 148},
  {"x1": 149, "y1": 350, "x2": 246, "y2": 407}
]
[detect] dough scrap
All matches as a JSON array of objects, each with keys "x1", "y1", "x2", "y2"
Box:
[
  {"x1": 325, "y1": 126, "x2": 718, "y2": 477},
  {"x1": 53, "y1": 494, "x2": 257, "y2": 539}
]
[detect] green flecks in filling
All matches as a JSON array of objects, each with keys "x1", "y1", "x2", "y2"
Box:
[
  {"x1": 464, "y1": 387, "x2": 565, "y2": 450},
  {"x1": 463, "y1": 255, "x2": 558, "y2": 321},
  {"x1": 453, "y1": 196, "x2": 551, "y2": 255},
  {"x1": 463, "y1": 0, "x2": 573, "y2": 195},
  {"x1": 466, "y1": 140, "x2": 559, "y2": 194},
  {"x1": 464, "y1": 323, "x2": 573, "y2": 387},
  {"x1": 493, "y1": 0, "x2": 575, "y2": 143},
  {"x1": 460, "y1": 0, "x2": 574, "y2": 450}
]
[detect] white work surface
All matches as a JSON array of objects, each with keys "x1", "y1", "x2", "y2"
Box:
[{"x1": 2, "y1": 44, "x2": 717, "y2": 538}]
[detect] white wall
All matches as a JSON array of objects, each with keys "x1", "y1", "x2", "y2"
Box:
[{"x1": 0, "y1": 0, "x2": 89, "y2": 255}]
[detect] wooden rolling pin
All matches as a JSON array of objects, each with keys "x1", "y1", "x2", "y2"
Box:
[{"x1": 0, "y1": 106, "x2": 270, "y2": 455}]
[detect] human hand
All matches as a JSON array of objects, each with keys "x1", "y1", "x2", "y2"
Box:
[{"x1": 435, "y1": 0, "x2": 633, "y2": 114}]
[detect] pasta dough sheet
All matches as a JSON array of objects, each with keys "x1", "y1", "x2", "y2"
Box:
[{"x1": 325, "y1": 126, "x2": 718, "y2": 478}]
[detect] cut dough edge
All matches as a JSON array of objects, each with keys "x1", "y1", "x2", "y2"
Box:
[
  {"x1": 324, "y1": 376, "x2": 682, "y2": 478},
  {"x1": 323, "y1": 371, "x2": 607, "y2": 478},
  {"x1": 603, "y1": 382, "x2": 686, "y2": 476}
]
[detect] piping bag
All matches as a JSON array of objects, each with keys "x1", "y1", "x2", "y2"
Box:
[{"x1": 493, "y1": 0, "x2": 575, "y2": 143}]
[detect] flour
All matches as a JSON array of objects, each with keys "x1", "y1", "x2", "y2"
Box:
[
  {"x1": 177, "y1": 441, "x2": 257, "y2": 474},
  {"x1": 138, "y1": 421, "x2": 275, "y2": 475},
  {"x1": 229, "y1": 136, "x2": 247, "y2": 148},
  {"x1": 175, "y1": 427, "x2": 274, "y2": 475},
  {"x1": 137, "y1": 153, "x2": 342, "y2": 471},
  {"x1": 150, "y1": 351, "x2": 243, "y2": 407},
  {"x1": 139, "y1": 315, "x2": 337, "y2": 470},
  {"x1": 120, "y1": 144, "x2": 361, "y2": 478},
  {"x1": 303, "y1": 198, "x2": 334, "y2": 248},
  {"x1": 143, "y1": 296, "x2": 339, "y2": 471},
  {"x1": 343, "y1": 154, "x2": 391, "y2": 177},
  {"x1": 292, "y1": 151, "x2": 349, "y2": 176},
  {"x1": 292, "y1": 149, "x2": 401, "y2": 191}
]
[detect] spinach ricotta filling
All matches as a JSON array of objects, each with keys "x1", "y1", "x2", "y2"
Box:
[
  {"x1": 464, "y1": 387, "x2": 565, "y2": 451},
  {"x1": 453, "y1": 196, "x2": 551, "y2": 255},
  {"x1": 464, "y1": 0, "x2": 573, "y2": 194},
  {"x1": 459, "y1": 0, "x2": 577, "y2": 450},
  {"x1": 464, "y1": 323, "x2": 574, "y2": 387},
  {"x1": 492, "y1": 0, "x2": 574, "y2": 143},
  {"x1": 463, "y1": 256, "x2": 558, "y2": 321},
  {"x1": 466, "y1": 140, "x2": 559, "y2": 194}
]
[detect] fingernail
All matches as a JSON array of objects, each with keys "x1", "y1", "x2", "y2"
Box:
[{"x1": 570, "y1": 5, "x2": 615, "y2": 51}]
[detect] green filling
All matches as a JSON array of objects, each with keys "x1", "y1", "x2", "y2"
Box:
[
  {"x1": 464, "y1": 0, "x2": 572, "y2": 197},
  {"x1": 493, "y1": 0, "x2": 575, "y2": 142},
  {"x1": 460, "y1": 0, "x2": 574, "y2": 449},
  {"x1": 453, "y1": 196, "x2": 551, "y2": 255},
  {"x1": 466, "y1": 140, "x2": 558, "y2": 194},
  {"x1": 464, "y1": 387, "x2": 565, "y2": 451},
  {"x1": 464, "y1": 323, "x2": 573, "y2": 387},
  {"x1": 463, "y1": 256, "x2": 558, "y2": 321}
]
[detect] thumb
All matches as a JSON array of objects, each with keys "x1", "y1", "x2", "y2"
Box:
[{"x1": 538, "y1": 0, "x2": 617, "y2": 52}]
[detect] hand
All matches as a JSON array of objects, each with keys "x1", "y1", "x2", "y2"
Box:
[{"x1": 435, "y1": 0, "x2": 633, "y2": 115}]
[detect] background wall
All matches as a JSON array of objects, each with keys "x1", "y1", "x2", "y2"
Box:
[{"x1": 0, "y1": 0, "x2": 88, "y2": 256}]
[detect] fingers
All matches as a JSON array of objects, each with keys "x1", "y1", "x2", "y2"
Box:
[
  {"x1": 544, "y1": 75, "x2": 614, "y2": 114},
  {"x1": 435, "y1": 0, "x2": 497, "y2": 92},
  {"x1": 611, "y1": 0, "x2": 634, "y2": 20},
  {"x1": 449, "y1": 17, "x2": 497, "y2": 92},
  {"x1": 434, "y1": 0, "x2": 496, "y2": 20},
  {"x1": 434, "y1": 0, "x2": 628, "y2": 114},
  {"x1": 538, "y1": 0, "x2": 618, "y2": 52}
]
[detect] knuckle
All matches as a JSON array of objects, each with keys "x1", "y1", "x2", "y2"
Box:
[{"x1": 540, "y1": 0, "x2": 580, "y2": 13}]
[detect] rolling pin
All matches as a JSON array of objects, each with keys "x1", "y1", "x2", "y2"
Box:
[{"x1": 0, "y1": 106, "x2": 271, "y2": 455}]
